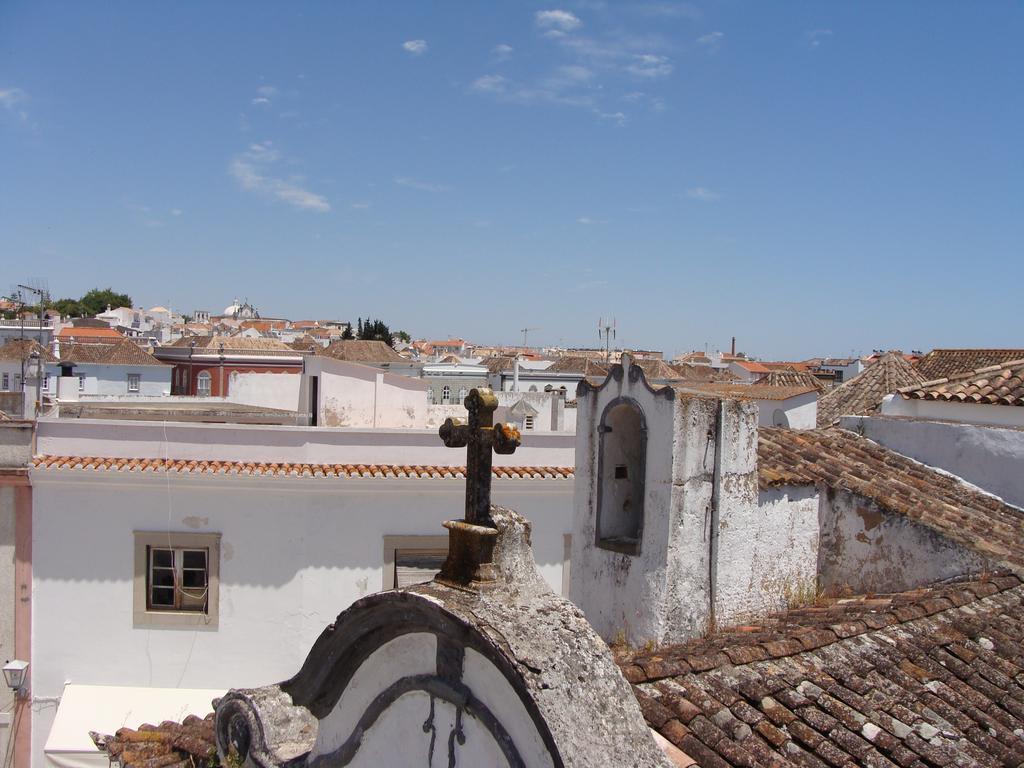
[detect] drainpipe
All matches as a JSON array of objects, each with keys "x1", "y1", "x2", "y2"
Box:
[
  {"x1": 708, "y1": 399, "x2": 725, "y2": 631},
  {"x1": 513, "y1": 357, "x2": 520, "y2": 393}
]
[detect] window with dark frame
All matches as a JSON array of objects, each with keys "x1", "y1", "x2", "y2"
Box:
[{"x1": 147, "y1": 546, "x2": 210, "y2": 613}]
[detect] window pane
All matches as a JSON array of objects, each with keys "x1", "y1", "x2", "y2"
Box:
[
  {"x1": 150, "y1": 586, "x2": 175, "y2": 607},
  {"x1": 182, "y1": 569, "x2": 206, "y2": 588},
  {"x1": 151, "y1": 568, "x2": 175, "y2": 588},
  {"x1": 151, "y1": 548, "x2": 174, "y2": 568},
  {"x1": 182, "y1": 550, "x2": 206, "y2": 569}
]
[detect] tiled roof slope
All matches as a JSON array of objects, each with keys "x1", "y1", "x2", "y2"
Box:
[
  {"x1": 32, "y1": 456, "x2": 574, "y2": 479},
  {"x1": 669, "y1": 363, "x2": 740, "y2": 383},
  {"x1": 0, "y1": 338, "x2": 57, "y2": 362},
  {"x1": 817, "y1": 352, "x2": 925, "y2": 427},
  {"x1": 621, "y1": 575, "x2": 1024, "y2": 768},
  {"x1": 674, "y1": 383, "x2": 819, "y2": 401},
  {"x1": 759, "y1": 428, "x2": 1024, "y2": 575},
  {"x1": 91, "y1": 713, "x2": 216, "y2": 768},
  {"x1": 899, "y1": 360, "x2": 1024, "y2": 407},
  {"x1": 758, "y1": 369, "x2": 826, "y2": 393},
  {"x1": 61, "y1": 340, "x2": 168, "y2": 366},
  {"x1": 167, "y1": 335, "x2": 295, "y2": 352},
  {"x1": 320, "y1": 339, "x2": 405, "y2": 362},
  {"x1": 916, "y1": 349, "x2": 1024, "y2": 382},
  {"x1": 546, "y1": 356, "x2": 610, "y2": 375}
]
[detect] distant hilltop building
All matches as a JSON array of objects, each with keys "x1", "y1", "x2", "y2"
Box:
[{"x1": 217, "y1": 297, "x2": 259, "y2": 321}]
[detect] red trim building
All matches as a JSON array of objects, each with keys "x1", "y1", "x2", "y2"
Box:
[{"x1": 153, "y1": 336, "x2": 304, "y2": 397}]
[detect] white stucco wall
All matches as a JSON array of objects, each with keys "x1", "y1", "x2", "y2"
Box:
[
  {"x1": 228, "y1": 371, "x2": 301, "y2": 412},
  {"x1": 756, "y1": 391, "x2": 818, "y2": 430},
  {"x1": 35, "y1": 419, "x2": 576, "y2": 468},
  {"x1": 85, "y1": 365, "x2": 171, "y2": 397},
  {"x1": 817, "y1": 489, "x2": 993, "y2": 595},
  {"x1": 880, "y1": 394, "x2": 1024, "y2": 429},
  {"x1": 28, "y1": 471, "x2": 573, "y2": 767},
  {"x1": 302, "y1": 358, "x2": 428, "y2": 429},
  {"x1": 842, "y1": 414, "x2": 1024, "y2": 510}
]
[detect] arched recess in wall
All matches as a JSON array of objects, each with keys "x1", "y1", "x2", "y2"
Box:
[
  {"x1": 197, "y1": 370, "x2": 212, "y2": 397},
  {"x1": 596, "y1": 397, "x2": 647, "y2": 555},
  {"x1": 772, "y1": 408, "x2": 789, "y2": 427}
]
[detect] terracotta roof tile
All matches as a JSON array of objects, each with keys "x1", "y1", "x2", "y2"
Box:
[
  {"x1": 899, "y1": 359, "x2": 1024, "y2": 407},
  {"x1": 673, "y1": 383, "x2": 819, "y2": 401},
  {"x1": 319, "y1": 340, "x2": 405, "y2": 362},
  {"x1": 166, "y1": 335, "x2": 294, "y2": 353},
  {"x1": 757, "y1": 369, "x2": 826, "y2": 393},
  {"x1": 546, "y1": 356, "x2": 610, "y2": 375},
  {"x1": 32, "y1": 456, "x2": 574, "y2": 480},
  {"x1": 61, "y1": 339, "x2": 168, "y2": 366},
  {"x1": 817, "y1": 352, "x2": 925, "y2": 426},
  {"x1": 0, "y1": 338, "x2": 58, "y2": 363},
  {"x1": 915, "y1": 348, "x2": 1024, "y2": 381},
  {"x1": 622, "y1": 575, "x2": 1024, "y2": 767},
  {"x1": 91, "y1": 713, "x2": 217, "y2": 768}
]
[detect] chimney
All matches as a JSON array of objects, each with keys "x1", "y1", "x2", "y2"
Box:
[{"x1": 731, "y1": 336, "x2": 736, "y2": 356}]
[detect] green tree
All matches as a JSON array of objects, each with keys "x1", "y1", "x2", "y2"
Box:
[
  {"x1": 341, "y1": 324, "x2": 355, "y2": 340},
  {"x1": 52, "y1": 298, "x2": 84, "y2": 317},
  {"x1": 394, "y1": 330, "x2": 410, "y2": 343},
  {"x1": 79, "y1": 288, "x2": 133, "y2": 316},
  {"x1": 358, "y1": 318, "x2": 394, "y2": 347}
]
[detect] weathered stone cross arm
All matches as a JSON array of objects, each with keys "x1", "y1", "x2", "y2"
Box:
[{"x1": 439, "y1": 387, "x2": 520, "y2": 528}]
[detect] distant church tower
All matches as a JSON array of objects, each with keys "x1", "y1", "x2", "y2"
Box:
[{"x1": 570, "y1": 354, "x2": 759, "y2": 648}]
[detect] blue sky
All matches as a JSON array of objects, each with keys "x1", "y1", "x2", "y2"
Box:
[{"x1": 2, "y1": 2, "x2": 1021, "y2": 360}]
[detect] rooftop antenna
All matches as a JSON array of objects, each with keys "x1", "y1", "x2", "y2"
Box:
[
  {"x1": 17, "y1": 279, "x2": 50, "y2": 417},
  {"x1": 520, "y1": 327, "x2": 539, "y2": 348},
  {"x1": 598, "y1": 316, "x2": 616, "y2": 363}
]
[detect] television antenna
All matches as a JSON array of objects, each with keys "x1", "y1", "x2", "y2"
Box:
[{"x1": 598, "y1": 317, "x2": 616, "y2": 362}]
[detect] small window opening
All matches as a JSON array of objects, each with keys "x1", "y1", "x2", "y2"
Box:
[{"x1": 596, "y1": 399, "x2": 647, "y2": 555}]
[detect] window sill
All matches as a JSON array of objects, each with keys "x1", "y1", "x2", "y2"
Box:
[
  {"x1": 133, "y1": 609, "x2": 219, "y2": 630},
  {"x1": 596, "y1": 536, "x2": 641, "y2": 556}
]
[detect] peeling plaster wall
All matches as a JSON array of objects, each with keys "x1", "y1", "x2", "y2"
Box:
[
  {"x1": 843, "y1": 415, "x2": 1024, "y2": 509},
  {"x1": 229, "y1": 371, "x2": 302, "y2": 412},
  {"x1": 817, "y1": 489, "x2": 993, "y2": 595},
  {"x1": 724, "y1": 486, "x2": 821, "y2": 620},
  {"x1": 570, "y1": 368, "x2": 682, "y2": 647},
  {"x1": 28, "y1": 472, "x2": 573, "y2": 766},
  {"x1": 302, "y1": 358, "x2": 428, "y2": 429}
]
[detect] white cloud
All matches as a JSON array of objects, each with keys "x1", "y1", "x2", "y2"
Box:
[
  {"x1": 251, "y1": 85, "x2": 278, "y2": 106},
  {"x1": 351, "y1": 201, "x2": 371, "y2": 210},
  {"x1": 170, "y1": 208, "x2": 183, "y2": 216},
  {"x1": 470, "y1": 74, "x2": 509, "y2": 94},
  {"x1": 594, "y1": 110, "x2": 626, "y2": 125},
  {"x1": 0, "y1": 87, "x2": 28, "y2": 122},
  {"x1": 492, "y1": 43, "x2": 514, "y2": 59},
  {"x1": 535, "y1": 10, "x2": 582, "y2": 32},
  {"x1": 637, "y1": 2, "x2": 701, "y2": 20},
  {"x1": 395, "y1": 176, "x2": 450, "y2": 193},
  {"x1": 686, "y1": 187, "x2": 721, "y2": 201},
  {"x1": 0, "y1": 87, "x2": 25, "y2": 109},
  {"x1": 402, "y1": 40, "x2": 428, "y2": 55},
  {"x1": 805, "y1": 29, "x2": 832, "y2": 48},
  {"x1": 697, "y1": 31, "x2": 724, "y2": 50},
  {"x1": 229, "y1": 140, "x2": 330, "y2": 212},
  {"x1": 577, "y1": 216, "x2": 593, "y2": 224},
  {"x1": 625, "y1": 54, "x2": 673, "y2": 78}
]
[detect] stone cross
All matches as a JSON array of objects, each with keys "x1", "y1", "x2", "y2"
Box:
[{"x1": 439, "y1": 387, "x2": 520, "y2": 528}]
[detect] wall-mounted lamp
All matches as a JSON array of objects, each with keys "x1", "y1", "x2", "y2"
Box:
[{"x1": 3, "y1": 659, "x2": 29, "y2": 697}]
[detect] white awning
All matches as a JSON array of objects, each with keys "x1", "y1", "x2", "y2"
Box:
[{"x1": 44, "y1": 684, "x2": 225, "y2": 768}]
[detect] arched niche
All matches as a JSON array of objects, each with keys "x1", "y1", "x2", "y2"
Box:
[{"x1": 595, "y1": 397, "x2": 647, "y2": 555}]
